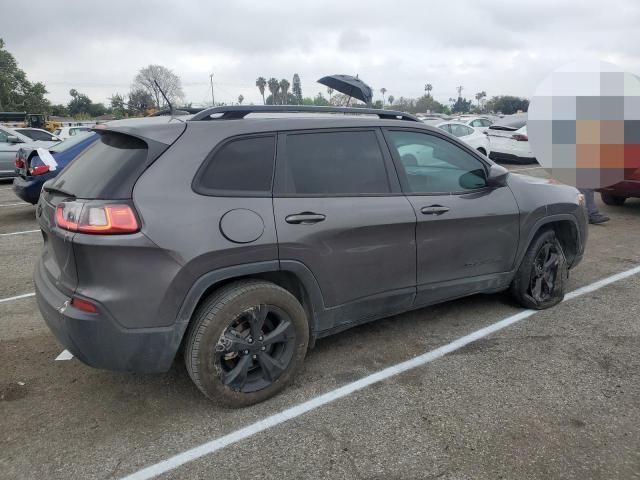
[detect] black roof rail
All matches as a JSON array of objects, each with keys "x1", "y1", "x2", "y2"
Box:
[{"x1": 189, "y1": 105, "x2": 421, "y2": 122}]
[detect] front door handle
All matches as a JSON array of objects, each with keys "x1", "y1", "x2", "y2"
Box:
[
  {"x1": 421, "y1": 205, "x2": 450, "y2": 215},
  {"x1": 285, "y1": 212, "x2": 326, "y2": 224}
]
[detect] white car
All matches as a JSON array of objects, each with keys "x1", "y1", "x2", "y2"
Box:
[
  {"x1": 455, "y1": 116, "x2": 494, "y2": 133},
  {"x1": 486, "y1": 115, "x2": 535, "y2": 164},
  {"x1": 14, "y1": 128, "x2": 61, "y2": 143},
  {"x1": 0, "y1": 126, "x2": 58, "y2": 178},
  {"x1": 53, "y1": 126, "x2": 93, "y2": 140},
  {"x1": 436, "y1": 121, "x2": 491, "y2": 157}
]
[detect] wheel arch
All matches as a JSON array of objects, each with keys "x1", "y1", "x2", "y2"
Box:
[
  {"x1": 175, "y1": 260, "x2": 326, "y2": 352},
  {"x1": 520, "y1": 215, "x2": 583, "y2": 269}
]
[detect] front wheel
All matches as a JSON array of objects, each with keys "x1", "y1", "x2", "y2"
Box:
[
  {"x1": 184, "y1": 280, "x2": 309, "y2": 407},
  {"x1": 600, "y1": 193, "x2": 626, "y2": 206},
  {"x1": 510, "y1": 229, "x2": 567, "y2": 309}
]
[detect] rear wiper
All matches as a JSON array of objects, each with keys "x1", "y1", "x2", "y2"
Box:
[{"x1": 43, "y1": 185, "x2": 76, "y2": 198}]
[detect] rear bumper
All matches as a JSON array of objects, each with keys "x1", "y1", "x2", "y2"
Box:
[
  {"x1": 13, "y1": 175, "x2": 44, "y2": 204},
  {"x1": 489, "y1": 151, "x2": 537, "y2": 164},
  {"x1": 34, "y1": 258, "x2": 183, "y2": 373}
]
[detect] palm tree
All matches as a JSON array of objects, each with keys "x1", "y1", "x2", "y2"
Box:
[
  {"x1": 475, "y1": 90, "x2": 487, "y2": 111},
  {"x1": 327, "y1": 87, "x2": 334, "y2": 103},
  {"x1": 425, "y1": 83, "x2": 433, "y2": 97},
  {"x1": 380, "y1": 87, "x2": 387, "y2": 108},
  {"x1": 267, "y1": 77, "x2": 280, "y2": 105},
  {"x1": 279, "y1": 79, "x2": 290, "y2": 105},
  {"x1": 238, "y1": 94, "x2": 244, "y2": 105},
  {"x1": 255, "y1": 77, "x2": 267, "y2": 105},
  {"x1": 387, "y1": 95, "x2": 395, "y2": 106}
]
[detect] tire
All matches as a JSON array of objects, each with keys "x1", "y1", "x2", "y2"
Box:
[
  {"x1": 600, "y1": 193, "x2": 626, "y2": 206},
  {"x1": 184, "y1": 280, "x2": 309, "y2": 407},
  {"x1": 510, "y1": 229, "x2": 568, "y2": 310}
]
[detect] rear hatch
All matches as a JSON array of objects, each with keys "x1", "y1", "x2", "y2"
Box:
[{"x1": 36, "y1": 122, "x2": 186, "y2": 295}]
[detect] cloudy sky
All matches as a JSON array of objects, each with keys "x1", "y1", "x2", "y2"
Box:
[{"x1": 3, "y1": 0, "x2": 640, "y2": 107}]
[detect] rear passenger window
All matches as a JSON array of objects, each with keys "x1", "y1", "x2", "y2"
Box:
[
  {"x1": 278, "y1": 131, "x2": 390, "y2": 195},
  {"x1": 196, "y1": 135, "x2": 275, "y2": 195}
]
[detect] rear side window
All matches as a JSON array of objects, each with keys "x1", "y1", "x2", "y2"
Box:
[
  {"x1": 194, "y1": 135, "x2": 275, "y2": 195},
  {"x1": 278, "y1": 130, "x2": 390, "y2": 195},
  {"x1": 49, "y1": 132, "x2": 149, "y2": 199}
]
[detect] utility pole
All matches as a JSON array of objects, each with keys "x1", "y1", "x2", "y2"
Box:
[{"x1": 209, "y1": 73, "x2": 215, "y2": 106}]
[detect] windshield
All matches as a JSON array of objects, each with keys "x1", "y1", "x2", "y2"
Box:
[{"x1": 49, "y1": 131, "x2": 95, "y2": 153}]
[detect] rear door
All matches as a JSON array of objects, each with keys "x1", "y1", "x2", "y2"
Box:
[
  {"x1": 383, "y1": 128, "x2": 520, "y2": 306},
  {"x1": 273, "y1": 128, "x2": 416, "y2": 326}
]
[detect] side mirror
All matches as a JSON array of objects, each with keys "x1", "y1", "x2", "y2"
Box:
[
  {"x1": 7, "y1": 135, "x2": 23, "y2": 144},
  {"x1": 487, "y1": 164, "x2": 509, "y2": 187}
]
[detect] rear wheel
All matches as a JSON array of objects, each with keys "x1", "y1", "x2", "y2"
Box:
[
  {"x1": 184, "y1": 280, "x2": 309, "y2": 407},
  {"x1": 600, "y1": 193, "x2": 626, "y2": 206},
  {"x1": 510, "y1": 229, "x2": 567, "y2": 309}
]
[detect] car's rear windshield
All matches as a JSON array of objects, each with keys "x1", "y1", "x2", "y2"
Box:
[
  {"x1": 50, "y1": 132, "x2": 95, "y2": 153},
  {"x1": 48, "y1": 131, "x2": 149, "y2": 199}
]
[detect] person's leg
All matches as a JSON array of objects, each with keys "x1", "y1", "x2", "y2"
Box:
[{"x1": 579, "y1": 188, "x2": 609, "y2": 224}]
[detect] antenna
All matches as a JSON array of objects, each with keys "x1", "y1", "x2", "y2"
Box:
[
  {"x1": 153, "y1": 80, "x2": 184, "y2": 122},
  {"x1": 154, "y1": 80, "x2": 173, "y2": 114}
]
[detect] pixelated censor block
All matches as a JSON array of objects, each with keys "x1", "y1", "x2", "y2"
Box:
[{"x1": 528, "y1": 61, "x2": 640, "y2": 189}]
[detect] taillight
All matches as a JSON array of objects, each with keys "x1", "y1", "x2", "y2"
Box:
[
  {"x1": 512, "y1": 133, "x2": 528, "y2": 141},
  {"x1": 55, "y1": 201, "x2": 139, "y2": 234},
  {"x1": 71, "y1": 297, "x2": 98, "y2": 313},
  {"x1": 29, "y1": 165, "x2": 50, "y2": 176},
  {"x1": 15, "y1": 157, "x2": 25, "y2": 169}
]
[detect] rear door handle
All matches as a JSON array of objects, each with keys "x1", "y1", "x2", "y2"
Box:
[
  {"x1": 421, "y1": 205, "x2": 450, "y2": 215},
  {"x1": 285, "y1": 213, "x2": 326, "y2": 224}
]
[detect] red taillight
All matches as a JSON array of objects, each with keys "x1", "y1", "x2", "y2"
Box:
[
  {"x1": 15, "y1": 158, "x2": 25, "y2": 169},
  {"x1": 29, "y1": 165, "x2": 50, "y2": 176},
  {"x1": 55, "y1": 202, "x2": 139, "y2": 234},
  {"x1": 71, "y1": 297, "x2": 98, "y2": 313},
  {"x1": 512, "y1": 133, "x2": 528, "y2": 141}
]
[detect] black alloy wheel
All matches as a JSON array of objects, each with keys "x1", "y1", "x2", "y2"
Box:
[{"x1": 216, "y1": 304, "x2": 296, "y2": 393}]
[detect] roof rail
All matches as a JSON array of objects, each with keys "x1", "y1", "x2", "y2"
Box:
[{"x1": 189, "y1": 105, "x2": 421, "y2": 122}]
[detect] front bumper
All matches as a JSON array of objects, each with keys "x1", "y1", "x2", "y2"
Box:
[{"x1": 34, "y1": 258, "x2": 183, "y2": 373}]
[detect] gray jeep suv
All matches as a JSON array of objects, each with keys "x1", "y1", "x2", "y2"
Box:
[{"x1": 34, "y1": 106, "x2": 587, "y2": 406}]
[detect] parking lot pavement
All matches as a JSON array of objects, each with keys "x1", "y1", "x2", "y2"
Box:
[{"x1": 1, "y1": 177, "x2": 639, "y2": 480}]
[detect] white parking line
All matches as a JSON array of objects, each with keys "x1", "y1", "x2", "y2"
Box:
[
  {"x1": 0, "y1": 229, "x2": 39, "y2": 237},
  {"x1": 0, "y1": 292, "x2": 35, "y2": 304},
  {"x1": 0, "y1": 203, "x2": 31, "y2": 208},
  {"x1": 55, "y1": 350, "x2": 74, "y2": 361},
  {"x1": 119, "y1": 264, "x2": 640, "y2": 480}
]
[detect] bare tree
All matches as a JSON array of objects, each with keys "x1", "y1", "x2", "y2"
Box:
[{"x1": 133, "y1": 65, "x2": 184, "y2": 109}]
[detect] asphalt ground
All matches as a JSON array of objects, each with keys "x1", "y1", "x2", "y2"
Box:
[{"x1": 0, "y1": 167, "x2": 639, "y2": 480}]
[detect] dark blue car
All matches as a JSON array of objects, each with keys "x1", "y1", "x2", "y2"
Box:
[{"x1": 13, "y1": 132, "x2": 98, "y2": 204}]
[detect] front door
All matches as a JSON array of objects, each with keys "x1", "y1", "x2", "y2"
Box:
[
  {"x1": 273, "y1": 128, "x2": 417, "y2": 329},
  {"x1": 383, "y1": 128, "x2": 520, "y2": 306}
]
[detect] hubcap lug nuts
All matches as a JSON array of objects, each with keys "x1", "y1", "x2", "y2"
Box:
[
  {"x1": 248, "y1": 338, "x2": 253, "y2": 343},
  {"x1": 261, "y1": 346, "x2": 266, "y2": 351},
  {"x1": 243, "y1": 350, "x2": 249, "y2": 355},
  {"x1": 252, "y1": 354, "x2": 257, "y2": 359},
  {"x1": 258, "y1": 336, "x2": 263, "y2": 341}
]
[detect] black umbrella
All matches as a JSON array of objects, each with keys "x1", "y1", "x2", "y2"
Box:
[{"x1": 317, "y1": 74, "x2": 373, "y2": 106}]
